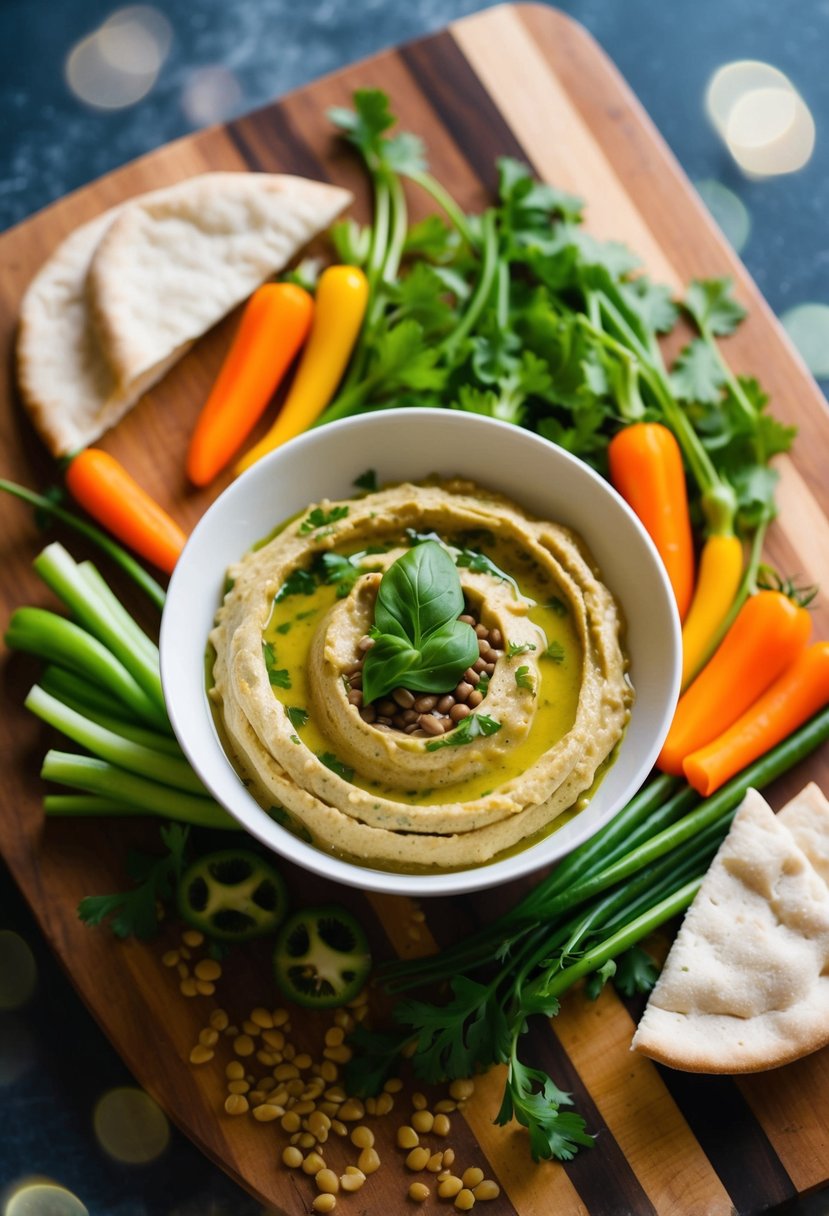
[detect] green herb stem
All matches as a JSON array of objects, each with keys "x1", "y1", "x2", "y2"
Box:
[
  {"x1": 543, "y1": 878, "x2": 702, "y2": 999},
  {"x1": 0, "y1": 478, "x2": 166, "y2": 610},
  {"x1": 404, "y1": 168, "x2": 477, "y2": 247},
  {"x1": 438, "y1": 209, "x2": 499, "y2": 359}
]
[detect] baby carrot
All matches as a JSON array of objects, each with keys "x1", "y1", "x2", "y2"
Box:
[
  {"x1": 65, "y1": 448, "x2": 187, "y2": 575},
  {"x1": 683, "y1": 641, "x2": 829, "y2": 795},
  {"x1": 657, "y1": 588, "x2": 812, "y2": 776},
  {"x1": 680, "y1": 533, "x2": 744, "y2": 689},
  {"x1": 235, "y1": 265, "x2": 368, "y2": 474},
  {"x1": 608, "y1": 423, "x2": 695, "y2": 621},
  {"x1": 186, "y1": 282, "x2": 313, "y2": 486}
]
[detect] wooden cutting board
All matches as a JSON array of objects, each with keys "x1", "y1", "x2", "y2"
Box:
[{"x1": 2, "y1": 5, "x2": 829, "y2": 1212}]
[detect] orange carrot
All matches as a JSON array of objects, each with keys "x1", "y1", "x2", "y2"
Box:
[
  {"x1": 186, "y1": 282, "x2": 313, "y2": 486},
  {"x1": 683, "y1": 641, "x2": 829, "y2": 795},
  {"x1": 656, "y1": 589, "x2": 812, "y2": 776},
  {"x1": 65, "y1": 449, "x2": 187, "y2": 575},
  {"x1": 608, "y1": 422, "x2": 695, "y2": 621},
  {"x1": 235, "y1": 265, "x2": 369, "y2": 474}
]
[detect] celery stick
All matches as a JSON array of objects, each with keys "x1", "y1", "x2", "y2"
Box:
[
  {"x1": 26, "y1": 686, "x2": 201, "y2": 793},
  {"x1": 39, "y1": 668, "x2": 181, "y2": 756},
  {"x1": 41, "y1": 751, "x2": 234, "y2": 828},
  {"x1": 33, "y1": 543, "x2": 167, "y2": 718},
  {"x1": 6, "y1": 606, "x2": 166, "y2": 730}
]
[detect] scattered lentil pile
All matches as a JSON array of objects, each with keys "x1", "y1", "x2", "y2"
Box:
[
  {"x1": 162, "y1": 925, "x2": 502, "y2": 1210},
  {"x1": 345, "y1": 611, "x2": 503, "y2": 737}
]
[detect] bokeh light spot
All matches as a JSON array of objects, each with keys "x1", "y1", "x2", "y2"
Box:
[
  {"x1": 65, "y1": 6, "x2": 172, "y2": 110},
  {"x1": 0, "y1": 931, "x2": 37, "y2": 1010},
  {"x1": 781, "y1": 303, "x2": 829, "y2": 378},
  {"x1": 704, "y1": 60, "x2": 815, "y2": 178},
  {"x1": 93, "y1": 1087, "x2": 170, "y2": 1164},
  {"x1": 3, "y1": 1181, "x2": 88, "y2": 1216},
  {"x1": 181, "y1": 66, "x2": 243, "y2": 126},
  {"x1": 694, "y1": 180, "x2": 751, "y2": 253}
]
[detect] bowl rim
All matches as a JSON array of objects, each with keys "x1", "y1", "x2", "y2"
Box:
[{"x1": 160, "y1": 408, "x2": 681, "y2": 897}]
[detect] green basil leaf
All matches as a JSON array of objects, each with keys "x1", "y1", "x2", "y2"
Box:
[
  {"x1": 398, "y1": 619, "x2": 479, "y2": 693},
  {"x1": 375, "y1": 541, "x2": 464, "y2": 646},
  {"x1": 362, "y1": 634, "x2": 421, "y2": 704}
]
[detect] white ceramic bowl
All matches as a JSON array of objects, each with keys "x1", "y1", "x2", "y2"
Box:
[{"x1": 161, "y1": 409, "x2": 680, "y2": 897}]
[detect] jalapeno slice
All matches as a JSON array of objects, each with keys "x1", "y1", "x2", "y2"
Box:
[
  {"x1": 177, "y1": 849, "x2": 287, "y2": 942},
  {"x1": 273, "y1": 905, "x2": 371, "y2": 1009}
]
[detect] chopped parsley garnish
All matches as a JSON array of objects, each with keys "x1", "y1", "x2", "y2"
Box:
[
  {"x1": 299, "y1": 505, "x2": 349, "y2": 535},
  {"x1": 286, "y1": 706, "x2": 309, "y2": 730},
  {"x1": 353, "y1": 469, "x2": 378, "y2": 492},
  {"x1": 319, "y1": 551, "x2": 364, "y2": 598},
  {"x1": 425, "y1": 712, "x2": 502, "y2": 751},
  {"x1": 515, "y1": 665, "x2": 535, "y2": 693},
  {"x1": 263, "y1": 642, "x2": 291, "y2": 689},
  {"x1": 276, "y1": 622, "x2": 292, "y2": 634},
  {"x1": 456, "y1": 548, "x2": 516, "y2": 590},
  {"x1": 274, "y1": 567, "x2": 317, "y2": 602},
  {"x1": 544, "y1": 641, "x2": 565, "y2": 664},
  {"x1": 477, "y1": 672, "x2": 491, "y2": 697},
  {"x1": 77, "y1": 824, "x2": 189, "y2": 940},
  {"x1": 318, "y1": 752, "x2": 355, "y2": 782},
  {"x1": 507, "y1": 641, "x2": 537, "y2": 658}
]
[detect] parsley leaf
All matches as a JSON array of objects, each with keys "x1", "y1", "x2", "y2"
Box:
[
  {"x1": 425, "y1": 712, "x2": 501, "y2": 751},
  {"x1": 274, "y1": 567, "x2": 317, "y2": 602},
  {"x1": 543, "y1": 641, "x2": 565, "y2": 664},
  {"x1": 684, "y1": 277, "x2": 747, "y2": 337},
  {"x1": 515, "y1": 665, "x2": 535, "y2": 693},
  {"x1": 671, "y1": 338, "x2": 727, "y2": 404},
  {"x1": 507, "y1": 641, "x2": 536, "y2": 657},
  {"x1": 263, "y1": 643, "x2": 291, "y2": 689},
  {"x1": 286, "y1": 706, "x2": 309, "y2": 730},
  {"x1": 613, "y1": 946, "x2": 659, "y2": 997},
  {"x1": 77, "y1": 824, "x2": 189, "y2": 940},
  {"x1": 318, "y1": 551, "x2": 365, "y2": 598},
  {"x1": 318, "y1": 752, "x2": 355, "y2": 782},
  {"x1": 299, "y1": 505, "x2": 349, "y2": 535},
  {"x1": 496, "y1": 1056, "x2": 595, "y2": 1162}
]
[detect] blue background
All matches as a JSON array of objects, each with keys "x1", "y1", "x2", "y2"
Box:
[{"x1": 2, "y1": 1, "x2": 828, "y2": 1211}]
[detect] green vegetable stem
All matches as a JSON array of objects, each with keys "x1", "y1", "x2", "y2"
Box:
[
  {"x1": 345, "y1": 705, "x2": 829, "y2": 1162},
  {"x1": 6, "y1": 541, "x2": 233, "y2": 831}
]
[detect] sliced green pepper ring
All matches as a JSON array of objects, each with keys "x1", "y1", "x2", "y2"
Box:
[
  {"x1": 273, "y1": 905, "x2": 372, "y2": 1009},
  {"x1": 177, "y1": 849, "x2": 287, "y2": 942}
]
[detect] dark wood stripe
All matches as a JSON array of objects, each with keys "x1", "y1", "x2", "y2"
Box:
[
  {"x1": 618, "y1": 987, "x2": 796, "y2": 1211},
  {"x1": 654, "y1": 1069, "x2": 795, "y2": 1213},
  {"x1": 225, "y1": 104, "x2": 331, "y2": 180},
  {"x1": 524, "y1": 1017, "x2": 657, "y2": 1215},
  {"x1": 400, "y1": 29, "x2": 533, "y2": 190}
]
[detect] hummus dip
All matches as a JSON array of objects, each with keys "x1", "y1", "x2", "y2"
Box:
[{"x1": 210, "y1": 480, "x2": 632, "y2": 872}]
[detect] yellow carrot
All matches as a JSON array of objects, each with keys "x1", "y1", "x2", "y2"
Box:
[
  {"x1": 235, "y1": 265, "x2": 368, "y2": 473},
  {"x1": 680, "y1": 533, "x2": 744, "y2": 689}
]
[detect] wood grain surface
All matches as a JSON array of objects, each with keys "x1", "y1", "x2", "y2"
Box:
[{"x1": 2, "y1": 5, "x2": 829, "y2": 1213}]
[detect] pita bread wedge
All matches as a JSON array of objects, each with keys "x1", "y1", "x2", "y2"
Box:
[
  {"x1": 88, "y1": 172, "x2": 351, "y2": 391},
  {"x1": 17, "y1": 173, "x2": 352, "y2": 456},
  {"x1": 631, "y1": 787, "x2": 829, "y2": 1073}
]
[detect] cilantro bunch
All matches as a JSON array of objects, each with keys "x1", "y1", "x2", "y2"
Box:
[{"x1": 316, "y1": 89, "x2": 794, "y2": 560}]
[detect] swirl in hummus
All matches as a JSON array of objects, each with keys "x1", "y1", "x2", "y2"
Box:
[{"x1": 210, "y1": 480, "x2": 633, "y2": 872}]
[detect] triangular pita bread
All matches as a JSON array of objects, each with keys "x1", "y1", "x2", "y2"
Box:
[
  {"x1": 16, "y1": 173, "x2": 352, "y2": 456},
  {"x1": 631, "y1": 786, "x2": 829, "y2": 1073},
  {"x1": 88, "y1": 172, "x2": 350, "y2": 390}
]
